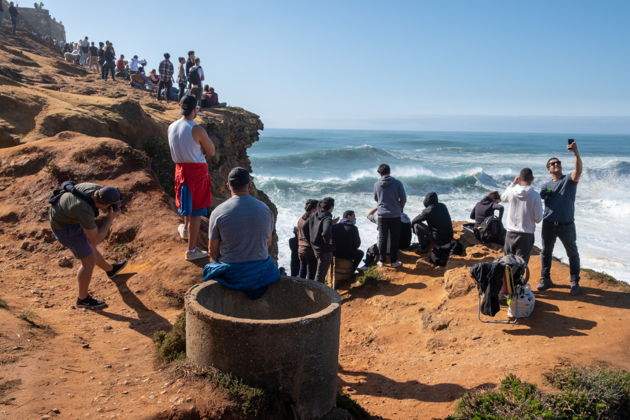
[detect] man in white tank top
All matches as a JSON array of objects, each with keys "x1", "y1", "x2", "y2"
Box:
[{"x1": 168, "y1": 95, "x2": 216, "y2": 260}]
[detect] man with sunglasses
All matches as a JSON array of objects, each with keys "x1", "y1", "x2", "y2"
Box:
[{"x1": 538, "y1": 141, "x2": 583, "y2": 295}]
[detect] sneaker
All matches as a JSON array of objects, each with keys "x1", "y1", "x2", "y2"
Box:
[
  {"x1": 570, "y1": 282, "x2": 581, "y2": 296},
  {"x1": 536, "y1": 278, "x2": 554, "y2": 291},
  {"x1": 107, "y1": 260, "x2": 128, "y2": 279},
  {"x1": 76, "y1": 295, "x2": 107, "y2": 310},
  {"x1": 185, "y1": 249, "x2": 208, "y2": 261},
  {"x1": 357, "y1": 265, "x2": 369, "y2": 272},
  {"x1": 377, "y1": 261, "x2": 385, "y2": 267},
  {"x1": 391, "y1": 261, "x2": 402, "y2": 268},
  {"x1": 177, "y1": 223, "x2": 188, "y2": 240}
]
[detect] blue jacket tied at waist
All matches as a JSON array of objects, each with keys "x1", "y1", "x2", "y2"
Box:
[{"x1": 202, "y1": 257, "x2": 280, "y2": 299}]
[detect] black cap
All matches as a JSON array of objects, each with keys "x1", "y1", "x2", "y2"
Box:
[
  {"x1": 228, "y1": 167, "x2": 251, "y2": 187},
  {"x1": 179, "y1": 95, "x2": 197, "y2": 116},
  {"x1": 95, "y1": 187, "x2": 121, "y2": 205},
  {"x1": 164, "y1": 52, "x2": 170, "y2": 59}
]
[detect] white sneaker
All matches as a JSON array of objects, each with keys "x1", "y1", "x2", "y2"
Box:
[
  {"x1": 391, "y1": 261, "x2": 402, "y2": 268},
  {"x1": 377, "y1": 261, "x2": 384, "y2": 267},
  {"x1": 177, "y1": 224, "x2": 188, "y2": 240},
  {"x1": 185, "y1": 249, "x2": 208, "y2": 261}
]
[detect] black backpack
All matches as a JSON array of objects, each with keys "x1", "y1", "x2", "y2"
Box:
[
  {"x1": 49, "y1": 181, "x2": 98, "y2": 217},
  {"x1": 188, "y1": 66, "x2": 201, "y2": 86},
  {"x1": 476, "y1": 215, "x2": 506, "y2": 245}
]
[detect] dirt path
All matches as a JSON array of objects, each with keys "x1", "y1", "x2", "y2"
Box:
[{"x1": 337, "y1": 234, "x2": 630, "y2": 419}]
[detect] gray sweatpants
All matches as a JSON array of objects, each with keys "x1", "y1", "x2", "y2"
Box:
[{"x1": 504, "y1": 231, "x2": 535, "y2": 264}]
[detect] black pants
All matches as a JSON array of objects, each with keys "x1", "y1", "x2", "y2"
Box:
[
  {"x1": 364, "y1": 244, "x2": 379, "y2": 266},
  {"x1": 541, "y1": 221, "x2": 580, "y2": 283},
  {"x1": 314, "y1": 251, "x2": 333, "y2": 283},
  {"x1": 157, "y1": 80, "x2": 173, "y2": 101},
  {"x1": 178, "y1": 82, "x2": 187, "y2": 100},
  {"x1": 414, "y1": 222, "x2": 434, "y2": 249},
  {"x1": 377, "y1": 216, "x2": 401, "y2": 263},
  {"x1": 298, "y1": 251, "x2": 317, "y2": 280},
  {"x1": 504, "y1": 231, "x2": 535, "y2": 264},
  {"x1": 102, "y1": 62, "x2": 115, "y2": 80}
]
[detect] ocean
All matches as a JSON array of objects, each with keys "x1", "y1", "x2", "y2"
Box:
[{"x1": 249, "y1": 129, "x2": 630, "y2": 283}]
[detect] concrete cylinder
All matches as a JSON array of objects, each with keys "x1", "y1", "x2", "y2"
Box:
[{"x1": 185, "y1": 276, "x2": 341, "y2": 419}]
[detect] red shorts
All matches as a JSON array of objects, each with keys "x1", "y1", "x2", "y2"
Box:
[{"x1": 174, "y1": 163, "x2": 212, "y2": 211}]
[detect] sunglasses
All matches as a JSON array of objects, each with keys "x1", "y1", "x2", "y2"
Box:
[{"x1": 547, "y1": 161, "x2": 561, "y2": 167}]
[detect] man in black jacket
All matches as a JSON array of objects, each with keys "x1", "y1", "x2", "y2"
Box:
[
  {"x1": 303, "y1": 197, "x2": 335, "y2": 283},
  {"x1": 332, "y1": 210, "x2": 363, "y2": 272},
  {"x1": 412, "y1": 192, "x2": 453, "y2": 249}
]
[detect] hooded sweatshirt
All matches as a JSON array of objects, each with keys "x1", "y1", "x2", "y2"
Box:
[
  {"x1": 303, "y1": 209, "x2": 334, "y2": 253},
  {"x1": 500, "y1": 183, "x2": 543, "y2": 234},
  {"x1": 373, "y1": 175, "x2": 407, "y2": 218},
  {"x1": 470, "y1": 197, "x2": 504, "y2": 227},
  {"x1": 332, "y1": 218, "x2": 361, "y2": 259},
  {"x1": 412, "y1": 192, "x2": 453, "y2": 245}
]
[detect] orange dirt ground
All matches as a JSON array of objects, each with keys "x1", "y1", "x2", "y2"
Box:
[{"x1": 1, "y1": 26, "x2": 629, "y2": 420}]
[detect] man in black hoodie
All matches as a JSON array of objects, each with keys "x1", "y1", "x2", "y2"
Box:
[
  {"x1": 412, "y1": 192, "x2": 453, "y2": 249},
  {"x1": 373, "y1": 164, "x2": 407, "y2": 268},
  {"x1": 470, "y1": 191, "x2": 504, "y2": 227},
  {"x1": 332, "y1": 210, "x2": 363, "y2": 272},
  {"x1": 303, "y1": 197, "x2": 335, "y2": 283}
]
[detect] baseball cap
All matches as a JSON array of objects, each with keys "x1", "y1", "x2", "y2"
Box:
[
  {"x1": 95, "y1": 187, "x2": 121, "y2": 205},
  {"x1": 179, "y1": 95, "x2": 197, "y2": 116},
  {"x1": 228, "y1": 167, "x2": 251, "y2": 187}
]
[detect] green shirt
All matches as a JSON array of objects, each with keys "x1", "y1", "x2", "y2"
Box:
[{"x1": 49, "y1": 183, "x2": 101, "y2": 231}]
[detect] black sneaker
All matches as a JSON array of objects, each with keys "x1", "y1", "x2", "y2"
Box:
[
  {"x1": 537, "y1": 278, "x2": 554, "y2": 291},
  {"x1": 107, "y1": 260, "x2": 128, "y2": 279},
  {"x1": 570, "y1": 282, "x2": 581, "y2": 296},
  {"x1": 76, "y1": 295, "x2": 107, "y2": 310}
]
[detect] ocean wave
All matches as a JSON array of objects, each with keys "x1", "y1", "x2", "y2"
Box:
[
  {"x1": 255, "y1": 168, "x2": 501, "y2": 195},
  {"x1": 253, "y1": 145, "x2": 400, "y2": 166}
]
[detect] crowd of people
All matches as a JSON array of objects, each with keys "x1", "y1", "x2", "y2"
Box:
[{"x1": 47, "y1": 86, "x2": 584, "y2": 309}]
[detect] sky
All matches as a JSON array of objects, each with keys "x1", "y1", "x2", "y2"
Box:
[{"x1": 36, "y1": 0, "x2": 630, "y2": 133}]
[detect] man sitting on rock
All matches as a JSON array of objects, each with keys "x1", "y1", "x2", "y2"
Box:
[
  {"x1": 204, "y1": 167, "x2": 279, "y2": 299},
  {"x1": 332, "y1": 210, "x2": 363, "y2": 272},
  {"x1": 168, "y1": 95, "x2": 216, "y2": 261},
  {"x1": 49, "y1": 183, "x2": 127, "y2": 309},
  {"x1": 412, "y1": 192, "x2": 453, "y2": 250}
]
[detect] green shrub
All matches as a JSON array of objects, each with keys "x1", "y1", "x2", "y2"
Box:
[
  {"x1": 355, "y1": 265, "x2": 389, "y2": 285},
  {"x1": 447, "y1": 366, "x2": 630, "y2": 420},
  {"x1": 153, "y1": 311, "x2": 186, "y2": 363},
  {"x1": 336, "y1": 392, "x2": 371, "y2": 419}
]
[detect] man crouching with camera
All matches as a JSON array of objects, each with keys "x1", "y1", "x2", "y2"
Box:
[{"x1": 49, "y1": 182, "x2": 128, "y2": 309}]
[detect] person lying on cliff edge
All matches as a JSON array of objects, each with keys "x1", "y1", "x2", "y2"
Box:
[
  {"x1": 203, "y1": 167, "x2": 279, "y2": 299},
  {"x1": 538, "y1": 140, "x2": 583, "y2": 296},
  {"x1": 500, "y1": 168, "x2": 543, "y2": 280},
  {"x1": 49, "y1": 183, "x2": 128, "y2": 310},
  {"x1": 332, "y1": 210, "x2": 364, "y2": 273},
  {"x1": 168, "y1": 95, "x2": 216, "y2": 261}
]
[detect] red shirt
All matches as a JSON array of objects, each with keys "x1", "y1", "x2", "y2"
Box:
[{"x1": 116, "y1": 59, "x2": 125, "y2": 71}]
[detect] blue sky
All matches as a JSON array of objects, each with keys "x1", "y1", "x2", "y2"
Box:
[{"x1": 40, "y1": 0, "x2": 630, "y2": 133}]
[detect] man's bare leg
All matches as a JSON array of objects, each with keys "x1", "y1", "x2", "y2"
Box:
[
  {"x1": 188, "y1": 215, "x2": 201, "y2": 250},
  {"x1": 91, "y1": 245, "x2": 113, "y2": 272},
  {"x1": 77, "y1": 254, "x2": 96, "y2": 299}
]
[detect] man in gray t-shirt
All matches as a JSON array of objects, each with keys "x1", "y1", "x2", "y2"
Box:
[
  {"x1": 208, "y1": 167, "x2": 274, "y2": 263},
  {"x1": 538, "y1": 140, "x2": 583, "y2": 296}
]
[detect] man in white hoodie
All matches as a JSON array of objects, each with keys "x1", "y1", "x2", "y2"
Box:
[{"x1": 500, "y1": 168, "x2": 543, "y2": 268}]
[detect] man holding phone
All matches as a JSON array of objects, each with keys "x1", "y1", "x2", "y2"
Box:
[{"x1": 538, "y1": 139, "x2": 583, "y2": 295}]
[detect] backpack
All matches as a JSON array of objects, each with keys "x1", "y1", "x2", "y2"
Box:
[
  {"x1": 188, "y1": 66, "x2": 201, "y2": 86},
  {"x1": 476, "y1": 215, "x2": 506, "y2": 245},
  {"x1": 48, "y1": 181, "x2": 98, "y2": 217}
]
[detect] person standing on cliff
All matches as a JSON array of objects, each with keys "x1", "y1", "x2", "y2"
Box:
[
  {"x1": 538, "y1": 141, "x2": 583, "y2": 295},
  {"x1": 168, "y1": 95, "x2": 216, "y2": 261},
  {"x1": 0, "y1": 2, "x2": 4, "y2": 31},
  {"x1": 88, "y1": 41, "x2": 99, "y2": 73},
  {"x1": 500, "y1": 168, "x2": 543, "y2": 273},
  {"x1": 49, "y1": 183, "x2": 128, "y2": 309},
  {"x1": 8, "y1": 2, "x2": 18, "y2": 35},
  {"x1": 80, "y1": 36, "x2": 89, "y2": 67},
  {"x1": 373, "y1": 164, "x2": 406, "y2": 268},
  {"x1": 303, "y1": 197, "x2": 336, "y2": 283},
  {"x1": 185, "y1": 50, "x2": 195, "y2": 87},
  {"x1": 188, "y1": 57, "x2": 204, "y2": 105},
  {"x1": 157, "y1": 53, "x2": 174, "y2": 102},
  {"x1": 176, "y1": 57, "x2": 187, "y2": 100}
]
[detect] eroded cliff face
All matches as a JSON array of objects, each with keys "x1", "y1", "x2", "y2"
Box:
[{"x1": 0, "y1": 30, "x2": 277, "y2": 257}]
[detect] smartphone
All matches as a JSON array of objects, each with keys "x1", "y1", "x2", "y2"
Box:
[{"x1": 568, "y1": 138, "x2": 575, "y2": 145}]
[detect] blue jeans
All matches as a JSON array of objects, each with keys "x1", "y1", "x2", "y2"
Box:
[{"x1": 541, "y1": 221, "x2": 580, "y2": 283}]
